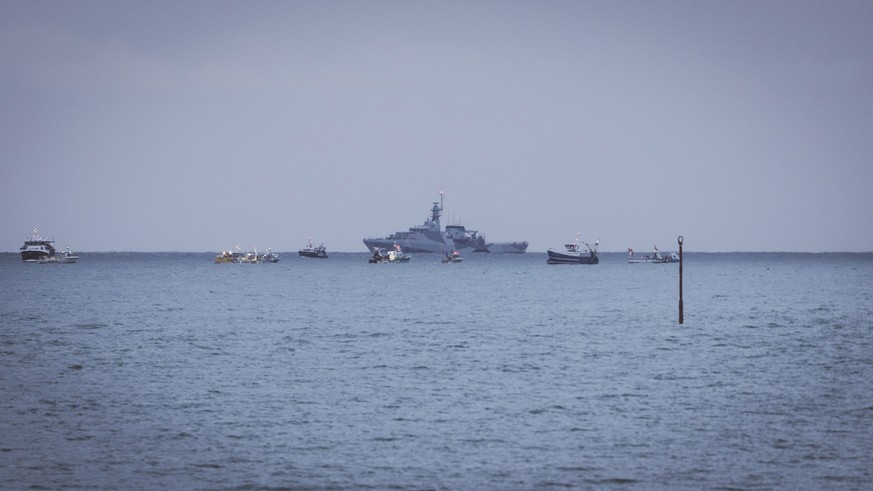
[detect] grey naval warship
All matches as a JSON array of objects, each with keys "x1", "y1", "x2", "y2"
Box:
[{"x1": 363, "y1": 193, "x2": 528, "y2": 254}]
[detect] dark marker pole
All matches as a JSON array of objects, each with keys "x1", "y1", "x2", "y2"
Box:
[{"x1": 678, "y1": 235, "x2": 684, "y2": 324}]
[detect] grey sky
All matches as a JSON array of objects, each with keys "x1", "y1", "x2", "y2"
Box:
[{"x1": 2, "y1": 0, "x2": 872, "y2": 252}]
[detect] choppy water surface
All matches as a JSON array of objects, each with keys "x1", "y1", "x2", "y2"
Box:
[{"x1": 2, "y1": 252, "x2": 872, "y2": 489}]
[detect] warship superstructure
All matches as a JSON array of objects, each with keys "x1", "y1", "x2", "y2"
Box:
[{"x1": 363, "y1": 193, "x2": 528, "y2": 254}]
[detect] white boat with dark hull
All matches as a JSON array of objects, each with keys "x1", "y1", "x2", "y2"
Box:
[
  {"x1": 363, "y1": 193, "x2": 528, "y2": 254},
  {"x1": 547, "y1": 234, "x2": 599, "y2": 264},
  {"x1": 627, "y1": 247, "x2": 678, "y2": 264},
  {"x1": 20, "y1": 228, "x2": 57, "y2": 262}
]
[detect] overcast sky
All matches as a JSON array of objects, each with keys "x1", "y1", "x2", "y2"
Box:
[{"x1": 2, "y1": 1, "x2": 871, "y2": 253}]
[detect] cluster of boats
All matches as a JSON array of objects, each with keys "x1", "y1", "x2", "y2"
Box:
[
  {"x1": 214, "y1": 246, "x2": 280, "y2": 263},
  {"x1": 21, "y1": 194, "x2": 679, "y2": 267},
  {"x1": 19, "y1": 229, "x2": 78, "y2": 264},
  {"x1": 361, "y1": 193, "x2": 671, "y2": 266},
  {"x1": 543, "y1": 238, "x2": 679, "y2": 266},
  {"x1": 365, "y1": 245, "x2": 465, "y2": 264},
  {"x1": 214, "y1": 237, "x2": 329, "y2": 263}
]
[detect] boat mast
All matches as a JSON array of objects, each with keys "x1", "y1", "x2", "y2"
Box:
[{"x1": 430, "y1": 191, "x2": 444, "y2": 231}]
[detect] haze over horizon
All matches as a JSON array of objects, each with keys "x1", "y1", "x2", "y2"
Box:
[{"x1": 3, "y1": 1, "x2": 872, "y2": 253}]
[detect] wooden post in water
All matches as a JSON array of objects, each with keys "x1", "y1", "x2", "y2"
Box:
[{"x1": 678, "y1": 235, "x2": 684, "y2": 324}]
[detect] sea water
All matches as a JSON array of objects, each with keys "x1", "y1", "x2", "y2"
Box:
[{"x1": 1, "y1": 252, "x2": 871, "y2": 489}]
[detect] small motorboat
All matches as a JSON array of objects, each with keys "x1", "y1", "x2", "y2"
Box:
[
  {"x1": 627, "y1": 246, "x2": 678, "y2": 263},
  {"x1": 58, "y1": 248, "x2": 79, "y2": 263},
  {"x1": 261, "y1": 248, "x2": 280, "y2": 263},
  {"x1": 369, "y1": 248, "x2": 386, "y2": 263},
  {"x1": 38, "y1": 247, "x2": 79, "y2": 264},
  {"x1": 388, "y1": 245, "x2": 412, "y2": 263},
  {"x1": 442, "y1": 250, "x2": 463, "y2": 263},
  {"x1": 240, "y1": 251, "x2": 260, "y2": 263},
  {"x1": 547, "y1": 234, "x2": 599, "y2": 264}
]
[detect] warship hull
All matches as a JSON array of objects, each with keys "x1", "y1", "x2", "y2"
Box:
[{"x1": 363, "y1": 236, "x2": 527, "y2": 254}]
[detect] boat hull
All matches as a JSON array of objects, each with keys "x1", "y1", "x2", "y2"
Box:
[
  {"x1": 38, "y1": 255, "x2": 78, "y2": 264},
  {"x1": 363, "y1": 238, "x2": 527, "y2": 254},
  {"x1": 627, "y1": 252, "x2": 679, "y2": 263},
  {"x1": 299, "y1": 251, "x2": 327, "y2": 258},
  {"x1": 473, "y1": 242, "x2": 528, "y2": 253},
  {"x1": 21, "y1": 250, "x2": 51, "y2": 262}
]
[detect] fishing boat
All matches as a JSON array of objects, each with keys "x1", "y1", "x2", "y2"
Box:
[
  {"x1": 261, "y1": 248, "x2": 280, "y2": 263},
  {"x1": 299, "y1": 237, "x2": 328, "y2": 258},
  {"x1": 20, "y1": 228, "x2": 56, "y2": 262},
  {"x1": 547, "y1": 234, "x2": 599, "y2": 264},
  {"x1": 215, "y1": 245, "x2": 245, "y2": 263},
  {"x1": 627, "y1": 246, "x2": 678, "y2": 263}
]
